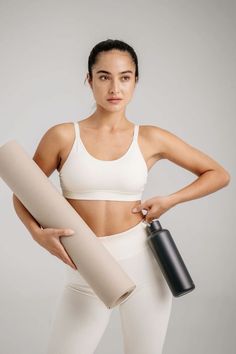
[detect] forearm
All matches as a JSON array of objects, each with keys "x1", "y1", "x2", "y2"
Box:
[
  {"x1": 167, "y1": 169, "x2": 230, "y2": 206},
  {"x1": 12, "y1": 194, "x2": 42, "y2": 237}
]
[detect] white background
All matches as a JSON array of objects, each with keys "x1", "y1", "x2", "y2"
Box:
[{"x1": 0, "y1": 0, "x2": 235, "y2": 353}]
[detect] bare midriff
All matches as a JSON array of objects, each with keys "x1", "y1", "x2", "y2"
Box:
[{"x1": 66, "y1": 198, "x2": 145, "y2": 237}]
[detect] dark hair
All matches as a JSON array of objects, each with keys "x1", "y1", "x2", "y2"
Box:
[{"x1": 85, "y1": 39, "x2": 139, "y2": 84}]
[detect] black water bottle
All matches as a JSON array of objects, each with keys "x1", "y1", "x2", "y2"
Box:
[{"x1": 145, "y1": 219, "x2": 195, "y2": 297}]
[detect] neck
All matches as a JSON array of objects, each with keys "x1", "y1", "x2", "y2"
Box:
[{"x1": 89, "y1": 107, "x2": 130, "y2": 131}]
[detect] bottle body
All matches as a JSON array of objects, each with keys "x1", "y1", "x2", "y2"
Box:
[{"x1": 146, "y1": 220, "x2": 195, "y2": 297}]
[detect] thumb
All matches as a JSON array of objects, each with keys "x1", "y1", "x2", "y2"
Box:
[{"x1": 59, "y1": 229, "x2": 75, "y2": 236}]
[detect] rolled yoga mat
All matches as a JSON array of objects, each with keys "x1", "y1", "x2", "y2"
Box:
[{"x1": 0, "y1": 140, "x2": 136, "y2": 309}]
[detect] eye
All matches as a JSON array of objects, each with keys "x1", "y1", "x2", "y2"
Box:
[
  {"x1": 99, "y1": 75, "x2": 108, "y2": 80},
  {"x1": 122, "y1": 76, "x2": 131, "y2": 81},
  {"x1": 99, "y1": 75, "x2": 131, "y2": 81}
]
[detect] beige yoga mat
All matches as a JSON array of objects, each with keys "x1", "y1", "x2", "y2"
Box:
[{"x1": 0, "y1": 140, "x2": 136, "y2": 309}]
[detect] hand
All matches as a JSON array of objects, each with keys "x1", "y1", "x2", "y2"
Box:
[
  {"x1": 32, "y1": 228, "x2": 77, "y2": 270},
  {"x1": 131, "y1": 195, "x2": 175, "y2": 223}
]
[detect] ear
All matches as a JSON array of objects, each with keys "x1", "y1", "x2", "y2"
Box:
[{"x1": 88, "y1": 74, "x2": 93, "y2": 88}]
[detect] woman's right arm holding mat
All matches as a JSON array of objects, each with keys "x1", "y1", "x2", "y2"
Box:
[{"x1": 12, "y1": 124, "x2": 77, "y2": 270}]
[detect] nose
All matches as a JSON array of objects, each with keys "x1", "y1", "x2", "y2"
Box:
[{"x1": 109, "y1": 79, "x2": 120, "y2": 94}]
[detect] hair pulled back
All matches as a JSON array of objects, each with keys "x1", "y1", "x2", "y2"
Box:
[{"x1": 85, "y1": 39, "x2": 139, "y2": 84}]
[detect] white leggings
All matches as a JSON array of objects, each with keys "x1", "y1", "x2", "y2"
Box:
[{"x1": 46, "y1": 220, "x2": 173, "y2": 354}]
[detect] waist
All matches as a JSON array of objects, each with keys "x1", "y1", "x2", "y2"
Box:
[
  {"x1": 66, "y1": 198, "x2": 145, "y2": 236},
  {"x1": 98, "y1": 219, "x2": 149, "y2": 259}
]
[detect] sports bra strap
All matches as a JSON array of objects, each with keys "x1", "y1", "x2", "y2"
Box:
[
  {"x1": 73, "y1": 122, "x2": 79, "y2": 152},
  {"x1": 133, "y1": 124, "x2": 139, "y2": 141},
  {"x1": 73, "y1": 122, "x2": 139, "y2": 151}
]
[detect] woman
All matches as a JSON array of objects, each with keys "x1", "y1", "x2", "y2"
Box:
[{"x1": 13, "y1": 39, "x2": 230, "y2": 354}]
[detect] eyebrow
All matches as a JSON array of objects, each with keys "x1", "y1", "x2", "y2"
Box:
[{"x1": 96, "y1": 70, "x2": 133, "y2": 75}]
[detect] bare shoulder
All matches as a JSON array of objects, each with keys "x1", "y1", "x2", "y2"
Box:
[
  {"x1": 139, "y1": 124, "x2": 163, "y2": 137},
  {"x1": 140, "y1": 123, "x2": 170, "y2": 139},
  {"x1": 34, "y1": 122, "x2": 74, "y2": 155},
  {"x1": 33, "y1": 122, "x2": 74, "y2": 177},
  {"x1": 140, "y1": 123, "x2": 194, "y2": 158},
  {"x1": 140, "y1": 124, "x2": 230, "y2": 178},
  {"x1": 47, "y1": 121, "x2": 74, "y2": 140},
  {"x1": 139, "y1": 124, "x2": 165, "y2": 159}
]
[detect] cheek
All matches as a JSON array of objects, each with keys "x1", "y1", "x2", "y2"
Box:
[
  {"x1": 95, "y1": 84, "x2": 110, "y2": 97},
  {"x1": 124, "y1": 82, "x2": 135, "y2": 93},
  {"x1": 91, "y1": 85, "x2": 104, "y2": 99},
  {"x1": 124, "y1": 88, "x2": 135, "y2": 100}
]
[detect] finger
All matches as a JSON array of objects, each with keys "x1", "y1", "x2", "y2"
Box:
[
  {"x1": 54, "y1": 250, "x2": 76, "y2": 269},
  {"x1": 146, "y1": 215, "x2": 158, "y2": 223},
  {"x1": 132, "y1": 205, "x2": 148, "y2": 213},
  {"x1": 145, "y1": 211, "x2": 153, "y2": 223},
  {"x1": 46, "y1": 239, "x2": 75, "y2": 269},
  {"x1": 56, "y1": 229, "x2": 75, "y2": 237},
  {"x1": 57, "y1": 243, "x2": 77, "y2": 269}
]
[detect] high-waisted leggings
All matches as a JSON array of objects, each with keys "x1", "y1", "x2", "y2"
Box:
[{"x1": 46, "y1": 219, "x2": 173, "y2": 354}]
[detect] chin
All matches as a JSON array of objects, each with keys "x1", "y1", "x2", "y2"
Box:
[{"x1": 103, "y1": 103, "x2": 123, "y2": 110}]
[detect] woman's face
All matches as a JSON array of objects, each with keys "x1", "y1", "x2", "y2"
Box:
[{"x1": 88, "y1": 49, "x2": 137, "y2": 112}]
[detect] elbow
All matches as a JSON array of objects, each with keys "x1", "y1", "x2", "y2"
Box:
[
  {"x1": 224, "y1": 173, "x2": 231, "y2": 186},
  {"x1": 219, "y1": 170, "x2": 231, "y2": 187}
]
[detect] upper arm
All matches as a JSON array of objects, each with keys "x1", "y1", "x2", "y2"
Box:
[
  {"x1": 151, "y1": 126, "x2": 230, "y2": 178},
  {"x1": 32, "y1": 124, "x2": 65, "y2": 177}
]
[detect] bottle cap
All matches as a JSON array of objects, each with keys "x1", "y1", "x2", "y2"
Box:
[{"x1": 146, "y1": 219, "x2": 162, "y2": 235}]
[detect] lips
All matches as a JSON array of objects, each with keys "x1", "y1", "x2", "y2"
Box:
[
  {"x1": 107, "y1": 99, "x2": 122, "y2": 104},
  {"x1": 107, "y1": 98, "x2": 122, "y2": 101}
]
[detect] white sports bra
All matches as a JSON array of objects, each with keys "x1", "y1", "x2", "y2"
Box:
[{"x1": 58, "y1": 121, "x2": 148, "y2": 201}]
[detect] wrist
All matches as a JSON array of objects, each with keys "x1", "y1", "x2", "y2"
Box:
[
  {"x1": 28, "y1": 222, "x2": 43, "y2": 240},
  {"x1": 166, "y1": 193, "x2": 179, "y2": 208}
]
